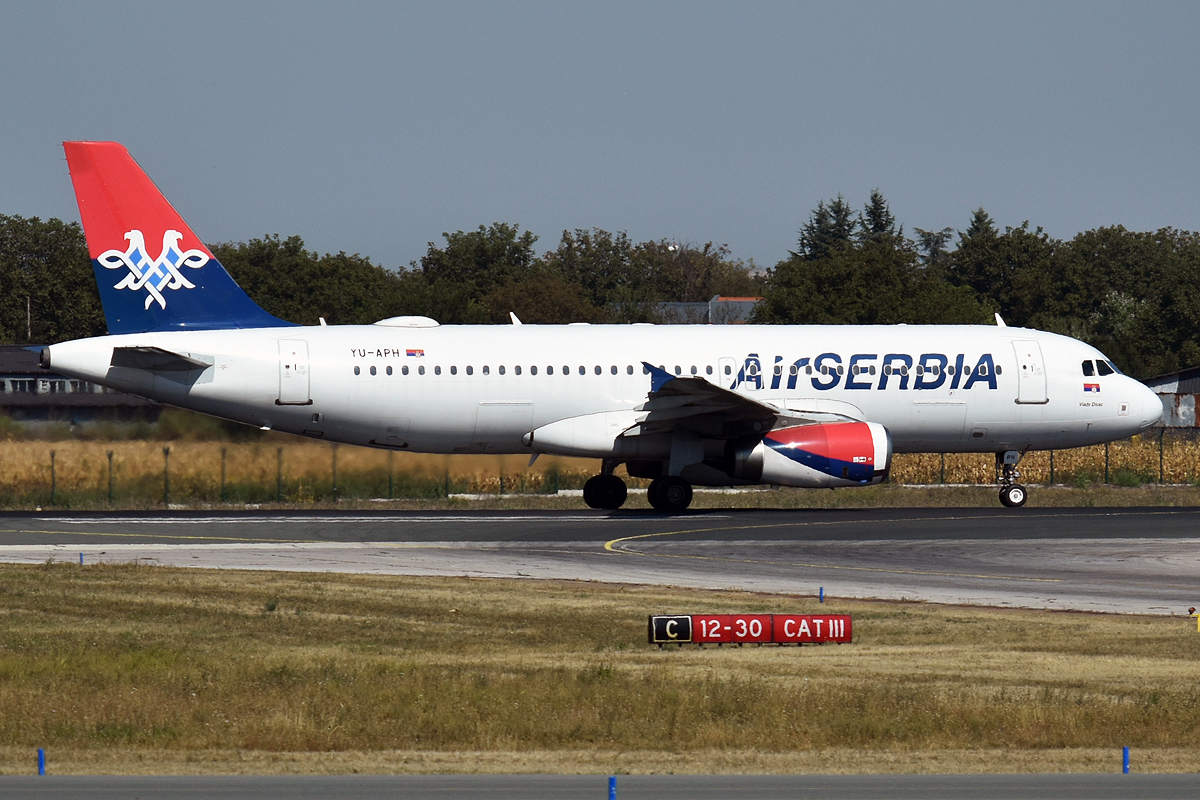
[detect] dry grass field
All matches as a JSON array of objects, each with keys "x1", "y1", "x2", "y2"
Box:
[
  {"x1": 0, "y1": 564, "x2": 1197, "y2": 775},
  {"x1": 0, "y1": 430, "x2": 1198, "y2": 509}
]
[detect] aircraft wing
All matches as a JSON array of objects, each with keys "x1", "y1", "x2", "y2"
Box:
[{"x1": 626, "y1": 362, "x2": 865, "y2": 439}]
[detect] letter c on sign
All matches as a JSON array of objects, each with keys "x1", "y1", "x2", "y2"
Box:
[
  {"x1": 784, "y1": 619, "x2": 795, "y2": 637},
  {"x1": 666, "y1": 619, "x2": 678, "y2": 639}
]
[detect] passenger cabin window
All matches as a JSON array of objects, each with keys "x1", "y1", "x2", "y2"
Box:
[
  {"x1": 596, "y1": 366, "x2": 603, "y2": 375},
  {"x1": 402, "y1": 365, "x2": 409, "y2": 375},
  {"x1": 418, "y1": 366, "x2": 425, "y2": 375},
  {"x1": 465, "y1": 366, "x2": 473, "y2": 375},
  {"x1": 499, "y1": 365, "x2": 505, "y2": 375},
  {"x1": 354, "y1": 366, "x2": 360, "y2": 375},
  {"x1": 450, "y1": 366, "x2": 457, "y2": 375},
  {"x1": 1096, "y1": 360, "x2": 1115, "y2": 376},
  {"x1": 514, "y1": 366, "x2": 521, "y2": 375},
  {"x1": 531, "y1": 366, "x2": 537, "y2": 375},
  {"x1": 386, "y1": 366, "x2": 393, "y2": 375},
  {"x1": 434, "y1": 366, "x2": 442, "y2": 375},
  {"x1": 706, "y1": 366, "x2": 713, "y2": 375},
  {"x1": 370, "y1": 366, "x2": 377, "y2": 376},
  {"x1": 482, "y1": 366, "x2": 489, "y2": 375},
  {"x1": 626, "y1": 365, "x2": 633, "y2": 375}
]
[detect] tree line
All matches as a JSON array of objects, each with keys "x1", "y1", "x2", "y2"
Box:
[{"x1": 2, "y1": 195, "x2": 1199, "y2": 379}]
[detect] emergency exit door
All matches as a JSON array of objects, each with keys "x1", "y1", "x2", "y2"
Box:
[
  {"x1": 1012, "y1": 339, "x2": 1048, "y2": 404},
  {"x1": 278, "y1": 339, "x2": 312, "y2": 405}
]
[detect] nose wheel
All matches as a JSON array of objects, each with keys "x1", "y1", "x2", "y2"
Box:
[{"x1": 999, "y1": 483, "x2": 1027, "y2": 507}]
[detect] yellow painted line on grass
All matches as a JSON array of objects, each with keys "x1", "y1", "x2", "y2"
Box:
[{"x1": 603, "y1": 515, "x2": 1063, "y2": 583}]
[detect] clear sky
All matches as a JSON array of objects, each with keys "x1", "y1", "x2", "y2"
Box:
[{"x1": 2, "y1": 1, "x2": 1197, "y2": 271}]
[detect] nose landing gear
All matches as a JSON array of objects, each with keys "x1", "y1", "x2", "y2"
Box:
[{"x1": 996, "y1": 450, "x2": 1028, "y2": 507}]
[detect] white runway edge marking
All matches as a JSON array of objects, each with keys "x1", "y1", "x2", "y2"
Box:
[{"x1": 34, "y1": 515, "x2": 713, "y2": 525}]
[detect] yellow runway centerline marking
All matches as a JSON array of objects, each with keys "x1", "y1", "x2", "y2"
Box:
[{"x1": 603, "y1": 515, "x2": 1063, "y2": 583}]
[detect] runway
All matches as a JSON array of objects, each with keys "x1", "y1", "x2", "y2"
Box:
[{"x1": 0, "y1": 507, "x2": 1196, "y2": 614}]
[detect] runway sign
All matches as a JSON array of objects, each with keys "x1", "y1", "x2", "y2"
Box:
[{"x1": 648, "y1": 614, "x2": 851, "y2": 646}]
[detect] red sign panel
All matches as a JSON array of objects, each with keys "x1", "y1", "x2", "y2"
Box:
[
  {"x1": 772, "y1": 614, "x2": 851, "y2": 643},
  {"x1": 692, "y1": 614, "x2": 774, "y2": 644}
]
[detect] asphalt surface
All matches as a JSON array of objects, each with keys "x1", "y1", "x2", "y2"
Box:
[
  {"x1": 1, "y1": 509, "x2": 1197, "y2": 796},
  {"x1": 0, "y1": 507, "x2": 1197, "y2": 613},
  {"x1": 0, "y1": 773, "x2": 1197, "y2": 800}
]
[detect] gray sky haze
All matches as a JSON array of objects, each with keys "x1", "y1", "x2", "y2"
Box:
[{"x1": 2, "y1": 1, "x2": 1197, "y2": 270}]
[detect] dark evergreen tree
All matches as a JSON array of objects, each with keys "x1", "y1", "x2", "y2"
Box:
[{"x1": 796, "y1": 195, "x2": 856, "y2": 260}]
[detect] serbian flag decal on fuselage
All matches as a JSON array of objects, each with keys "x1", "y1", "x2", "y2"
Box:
[
  {"x1": 406, "y1": 349, "x2": 425, "y2": 358},
  {"x1": 1084, "y1": 383, "x2": 1100, "y2": 393}
]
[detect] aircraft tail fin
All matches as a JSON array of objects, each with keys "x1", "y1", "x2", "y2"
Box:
[{"x1": 63, "y1": 141, "x2": 293, "y2": 334}]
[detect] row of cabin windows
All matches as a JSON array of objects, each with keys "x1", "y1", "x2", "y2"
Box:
[
  {"x1": 353, "y1": 364, "x2": 738, "y2": 377},
  {"x1": 357, "y1": 364, "x2": 648, "y2": 377},
  {"x1": 1082, "y1": 359, "x2": 1116, "y2": 377},
  {"x1": 352, "y1": 361, "x2": 998, "y2": 379}
]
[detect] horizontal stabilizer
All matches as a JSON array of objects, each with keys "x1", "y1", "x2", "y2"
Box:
[{"x1": 110, "y1": 346, "x2": 212, "y2": 372}]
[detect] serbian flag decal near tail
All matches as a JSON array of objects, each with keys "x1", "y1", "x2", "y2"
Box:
[{"x1": 63, "y1": 141, "x2": 293, "y2": 334}]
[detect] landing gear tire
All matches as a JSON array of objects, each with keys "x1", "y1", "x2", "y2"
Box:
[
  {"x1": 583, "y1": 475, "x2": 627, "y2": 510},
  {"x1": 647, "y1": 476, "x2": 693, "y2": 514},
  {"x1": 999, "y1": 484, "x2": 1028, "y2": 508}
]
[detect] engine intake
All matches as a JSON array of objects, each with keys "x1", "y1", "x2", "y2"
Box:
[{"x1": 732, "y1": 421, "x2": 892, "y2": 488}]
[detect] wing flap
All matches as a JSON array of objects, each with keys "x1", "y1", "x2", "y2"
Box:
[{"x1": 627, "y1": 362, "x2": 779, "y2": 439}]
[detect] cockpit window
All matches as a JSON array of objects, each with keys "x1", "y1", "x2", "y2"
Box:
[
  {"x1": 1096, "y1": 360, "x2": 1115, "y2": 376},
  {"x1": 1082, "y1": 360, "x2": 1095, "y2": 377}
]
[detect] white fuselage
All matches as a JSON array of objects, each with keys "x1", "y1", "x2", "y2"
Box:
[{"x1": 47, "y1": 323, "x2": 1162, "y2": 462}]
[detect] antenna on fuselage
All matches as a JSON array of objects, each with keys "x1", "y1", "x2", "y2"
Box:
[
  {"x1": 994, "y1": 313, "x2": 1007, "y2": 327},
  {"x1": 510, "y1": 312, "x2": 523, "y2": 326}
]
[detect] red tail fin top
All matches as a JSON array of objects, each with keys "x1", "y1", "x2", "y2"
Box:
[{"x1": 63, "y1": 141, "x2": 213, "y2": 261}]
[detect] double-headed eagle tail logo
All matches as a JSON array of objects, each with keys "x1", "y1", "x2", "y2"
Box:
[{"x1": 97, "y1": 230, "x2": 210, "y2": 310}]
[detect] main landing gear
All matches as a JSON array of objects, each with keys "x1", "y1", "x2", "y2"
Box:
[
  {"x1": 583, "y1": 463, "x2": 695, "y2": 513},
  {"x1": 997, "y1": 450, "x2": 1028, "y2": 508},
  {"x1": 582, "y1": 465, "x2": 627, "y2": 510},
  {"x1": 646, "y1": 476, "x2": 693, "y2": 514}
]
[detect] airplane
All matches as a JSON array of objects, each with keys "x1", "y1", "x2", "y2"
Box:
[{"x1": 43, "y1": 141, "x2": 1164, "y2": 512}]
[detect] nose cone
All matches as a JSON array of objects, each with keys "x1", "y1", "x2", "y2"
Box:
[{"x1": 1139, "y1": 382, "x2": 1164, "y2": 431}]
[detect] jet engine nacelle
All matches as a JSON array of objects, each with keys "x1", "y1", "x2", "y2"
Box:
[{"x1": 732, "y1": 421, "x2": 892, "y2": 488}]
